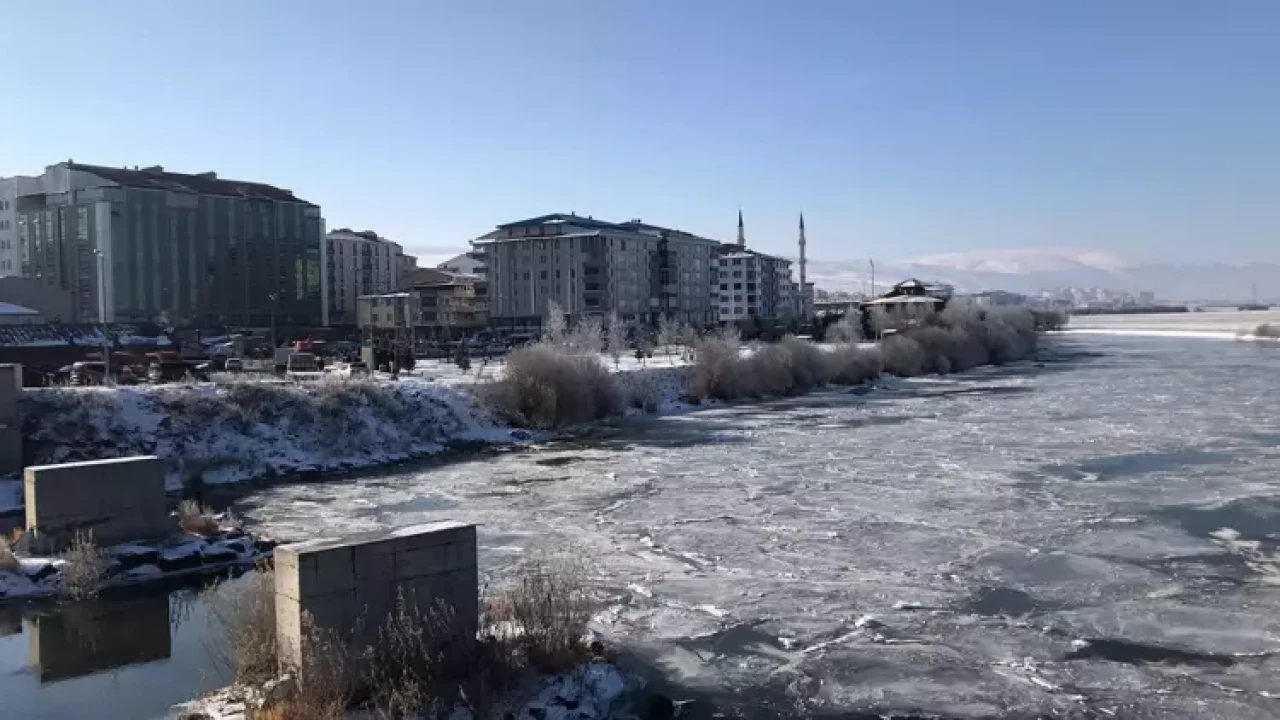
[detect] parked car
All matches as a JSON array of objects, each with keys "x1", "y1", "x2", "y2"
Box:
[
  {"x1": 346, "y1": 360, "x2": 369, "y2": 376},
  {"x1": 69, "y1": 361, "x2": 139, "y2": 386},
  {"x1": 224, "y1": 358, "x2": 244, "y2": 373}
]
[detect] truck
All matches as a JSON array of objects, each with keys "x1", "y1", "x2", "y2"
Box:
[{"x1": 285, "y1": 352, "x2": 324, "y2": 381}]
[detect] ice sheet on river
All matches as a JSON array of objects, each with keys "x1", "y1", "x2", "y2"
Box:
[{"x1": 236, "y1": 336, "x2": 1280, "y2": 718}]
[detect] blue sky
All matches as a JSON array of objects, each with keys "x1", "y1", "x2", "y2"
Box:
[{"x1": 2, "y1": 1, "x2": 1277, "y2": 266}]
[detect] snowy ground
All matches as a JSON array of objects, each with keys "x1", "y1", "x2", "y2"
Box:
[
  {"x1": 231, "y1": 335, "x2": 1280, "y2": 718},
  {"x1": 1066, "y1": 309, "x2": 1280, "y2": 339},
  {"x1": 2, "y1": 351, "x2": 704, "y2": 514}
]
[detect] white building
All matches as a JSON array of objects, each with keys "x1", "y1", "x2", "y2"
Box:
[
  {"x1": 714, "y1": 211, "x2": 803, "y2": 324},
  {"x1": 438, "y1": 251, "x2": 485, "y2": 276},
  {"x1": 325, "y1": 229, "x2": 404, "y2": 326}
]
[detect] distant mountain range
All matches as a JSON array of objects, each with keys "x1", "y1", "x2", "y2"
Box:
[{"x1": 804, "y1": 249, "x2": 1278, "y2": 305}]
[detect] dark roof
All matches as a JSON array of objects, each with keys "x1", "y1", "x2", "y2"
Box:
[
  {"x1": 69, "y1": 163, "x2": 312, "y2": 204},
  {"x1": 0, "y1": 323, "x2": 169, "y2": 348},
  {"x1": 495, "y1": 213, "x2": 619, "y2": 231}
]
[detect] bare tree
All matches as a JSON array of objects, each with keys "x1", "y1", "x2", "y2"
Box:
[
  {"x1": 606, "y1": 311, "x2": 625, "y2": 369},
  {"x1": 542, "y1": 300, "x2": 567, "y2": 347}
]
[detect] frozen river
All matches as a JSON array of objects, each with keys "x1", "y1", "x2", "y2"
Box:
[{"x1": 231, "y1": 335, "x2": 1280, "y2": 718}]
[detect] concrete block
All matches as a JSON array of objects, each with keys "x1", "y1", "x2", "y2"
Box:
[
  {"x1": 275, "y1": 522, "x2": 478, "y2": 675},
  {"x1": 24, "y1": 456, "x2": 169, "y2": 553}
]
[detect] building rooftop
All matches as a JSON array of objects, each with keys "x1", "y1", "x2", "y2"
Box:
[
  {"x1": 0, "y1": 302, "x2": 39, "y2": 316},
  {"x1": 67, "y1": 163, "x2": 312, "y2": 204}
]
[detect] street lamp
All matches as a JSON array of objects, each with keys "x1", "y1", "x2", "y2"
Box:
[{"x1": 92, "y1": 248, "x2": 110, "y2": 383}]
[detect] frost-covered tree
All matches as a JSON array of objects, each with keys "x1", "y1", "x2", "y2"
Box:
[
  {"x1": 826, "y1": 313, "x2": 862, "y2": 343},
  {"x1": 567, "y1": 315, "x2": 603, "y2": 355},
  {"x1": 542, "y1": 300, "x2": 567, "y2": 347},
  {"x1": 657, "y1": 316, "x2": 687, "y2": 364},
  {"x1": 606, "y1": 311, "x2": 625, "y2": 369}
]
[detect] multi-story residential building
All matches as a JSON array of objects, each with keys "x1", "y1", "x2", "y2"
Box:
[
  {"x1": 472, "y1": 213, "x2": 719, "y2": 330},
  {"x1": 714, "y1": 250, "x2": 798, "y2": 323},
  {"x1": 8, "y1": 162, "x2": 324, "y2": 326},
  {"x1": 325, "y1": 229, "x2": 403, "y2": 326},
  {"x1": 0, "y1": 176, "x2": 44, "y2": 277},
  {"x1": 407, "y1": 268, "x2": 487, "y2": 340},
  {"x1": 714, "y1": 211, "x2": 801, "y2": 324},
  {"x1": 356, "y1": 292, "x2": 420, "y2": 330}
]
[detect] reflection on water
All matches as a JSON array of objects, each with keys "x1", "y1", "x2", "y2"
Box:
[
  {"x1": 28, "y1": 595, "x2": 172, "y2": 684},
  {"x1": 0, "y1": 579, "x2": 236, "y2": 720}
]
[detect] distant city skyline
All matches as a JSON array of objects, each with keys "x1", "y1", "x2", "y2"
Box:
[{"x1": 3, "y1": 1, "x2": 1277, "y2": 265}]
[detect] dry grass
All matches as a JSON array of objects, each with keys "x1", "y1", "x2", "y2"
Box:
[
  {"x1": 480, "y1": 343, "x2": 621, "y2": 429},
  {"x1": 179, "y1": 498, "x2": 222, "y2": 537},
  {"x1": 211, "y1": 551, "x2": 597, "y2": 719},
  {"x1": 60, "y1": 530, "x2": 106, "y2": 600},
  {"x1": 497, "y1": 551, "x2": 597, "y2": 674},
  {"x1": 0, "y1": 536, "x2": 18, "y2": 574},
  {"x1": 205, "y1": 564, "x2": 280, "y2": 687}
]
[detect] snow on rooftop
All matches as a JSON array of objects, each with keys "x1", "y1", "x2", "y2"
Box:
[{"x1": 0, "y1": 302, "x2": 40, "y2": 315}]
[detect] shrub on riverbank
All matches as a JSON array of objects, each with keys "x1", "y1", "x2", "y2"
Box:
[
  {"x1": 883, "y1": 306, "x2": 1039, "y2": 377},
  {"x1": 60, "y1": 530, "x2": 105, "y2": 600},
  {"x1": 1033, "y1": 309, "x2": 1070, "y2": 332},
  {"x1": 688, "y1": 330, "x2": 882, "y2": 401},
  {"x1": 1254, "y1": 323, "x2": 1280, "y2": 339},
  {"x1": 480, "y1": 342, "x2": 621, "y2": 429}
]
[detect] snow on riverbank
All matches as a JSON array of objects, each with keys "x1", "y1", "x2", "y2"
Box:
[
  {"x1": 7, "y1": 378, "x2": 519, "y2": 509},
  {"x1": 3, "y1": 364, "x2": 696, "y2": 513}
]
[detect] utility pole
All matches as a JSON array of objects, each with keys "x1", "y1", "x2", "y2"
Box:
[
  {"x1": 93, "y1": 249, "x2": 110, "y2": 383},
  {"x1": 268, "y1": 292, "x2": 278, "y2": 349},
  {"x1": 869, "y1": 259, "x2": 876, "y2": 298}
]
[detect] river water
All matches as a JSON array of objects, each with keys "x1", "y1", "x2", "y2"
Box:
[{"x1": 4, "y1": 333, "x2": 1280, "y2": 718}]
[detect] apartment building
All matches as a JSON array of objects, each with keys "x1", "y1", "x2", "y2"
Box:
[
  {"x1": 714, "y1": 211, "x2": 802, "y2": 324},
  {"x1": 325, "y1": 229, "x2": 404, "y2": 326},
  {"x1": 714, "y1": 250, "x2": 798, "y2": 323},
  {"x1": 0, "y1": 176, "x2": 46, "y2": 277},
  {"x1": 8, "y1": 162, "x2": 324, "y2": 326},
  {"x1": 472, "y1": 213, "x2": 718, "y2": 330},
  {"x1": 407, "y1": 268, "x2": 487, "y2": 340}
]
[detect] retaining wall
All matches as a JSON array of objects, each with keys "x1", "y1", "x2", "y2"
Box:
[{"x1": 274, "y1": 521, "x2": 478, "y2": 671}]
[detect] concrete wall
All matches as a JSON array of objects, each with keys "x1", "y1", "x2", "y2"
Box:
[
  {"x1": 0, "y1": 364, "x2": 20, "y2": 475},
  {"x1": 275, "y1": 521, "x2": 478, "y2": 671},
  {"x1": 24, "y1": 456, "x2": 169, "y2": 553}
]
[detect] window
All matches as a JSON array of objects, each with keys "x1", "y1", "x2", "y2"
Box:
[
  {"x1": 555, "y1": 270, "x2": 561, "y2": 279},
  {"x1": 748, "y1": 295, "x2": 757, "y2": 303},
  {"x1": 732, "y1": 258, "x2": 742, "y2": 266},
  {"x1": 620, "y1": 240, "x2": 626, "y2": 251},
  {"x1": 733, "y1": 283, "x2": 742, "y2": 290},
  {"x1": 540, "y1": 270, "x2": 547, "y2": 280},
  {"x1": 585, "y1": 297, "x2": 600, "y2": 307},
  {"x1": 733, "y1": 271, "x2": 742, "y2": 278},
  {"x1": 719, "y1": 284, "x2": 728, "y2": 291},
  {"x1": 585, "y1": 282, "x2": 599, "y2": 291},
  {"x1": 734, "y1": 295, "x2": 743, "y2": 302},
  {"x1": 734, "y1": 307, "x2": 744, "y2": 315}
]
